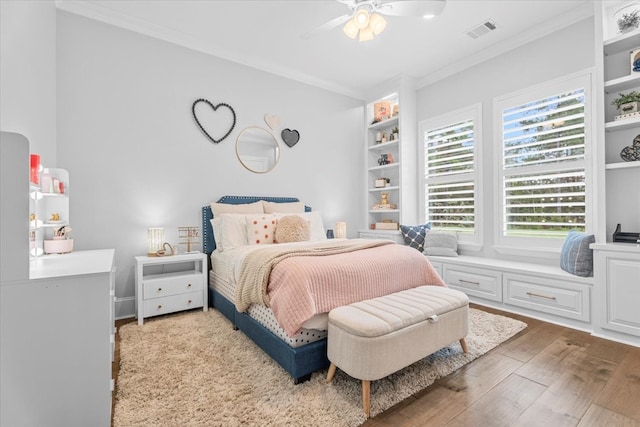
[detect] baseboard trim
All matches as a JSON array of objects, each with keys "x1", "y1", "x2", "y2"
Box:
[{"x1": 115, "y1": 296, "x2": 136, "y2": 320}]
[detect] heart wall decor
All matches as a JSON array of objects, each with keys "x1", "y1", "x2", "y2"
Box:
[
  {"x1": 281, "y1": 128, "x2": 300, "y2": 148},
  {"x1": 192, "y1": 99, "x2": 236, "y2": 144},
  {"x1": 620, "y1": 133, "x2": 640, "y2": 162},
  {"x1": 264, "y1": 114, "x2": 281, "y2": 130}
]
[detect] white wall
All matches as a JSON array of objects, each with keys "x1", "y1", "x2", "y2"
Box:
[
  {"x1": 56, "y1": 11, "x2": 364, "y2": 316},
  {"x1": 416, "y1": 17, "x2": 595, "y2": 263},
  {"x1": 0, "y1": 0, "x2": 57, "y2": 165}
]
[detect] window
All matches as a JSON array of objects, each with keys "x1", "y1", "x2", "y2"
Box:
[
  {"x1": 420, "y1": 104, "x2": 482, "y2": 245},
  {"x1": 495, "y1": 72, "x2": 591, "y2": 250}
]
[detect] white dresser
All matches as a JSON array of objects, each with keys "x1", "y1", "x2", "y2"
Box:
[
  {"x1": 135, "y1": 252, "x2": 208, "y2": 325},
  {"x1": 0, "y1": 249, "x2": 115, "y2": 427}
]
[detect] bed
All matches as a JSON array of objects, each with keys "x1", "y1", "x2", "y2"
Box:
[{"x1": 202, "y1": 195, "x2": 445, "y2": 383}]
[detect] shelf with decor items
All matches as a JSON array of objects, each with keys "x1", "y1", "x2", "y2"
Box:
[
  {"x1": 596, "y1": 3, "x2": 640, "y2": 244},
  {"x1": 29, "y1": 167, "x2": 70, "y2": 258}
]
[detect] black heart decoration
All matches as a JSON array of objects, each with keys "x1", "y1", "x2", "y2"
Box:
[
  {"x1": 281, "y1": 128, "x2": 300, "y2": 148},
  {"x1": 192, "y1": 99, "x2": 236, "y2": 144}
]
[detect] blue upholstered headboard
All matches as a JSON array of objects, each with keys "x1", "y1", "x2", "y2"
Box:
[{"x1": 202, "y1": 195, "x2": 311, "y2": 255}]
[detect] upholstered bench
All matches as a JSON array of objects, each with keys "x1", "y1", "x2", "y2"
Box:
[{"x1": 325, "y1": 286, "x2": 469, "y2": 418}]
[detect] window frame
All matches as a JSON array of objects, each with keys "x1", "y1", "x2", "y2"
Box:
[
  {"x1": 419, "y1": 103, "x2": 483, "y2": 249},
  {"x1": 492, "y1": 70, "x2": 594, "y2": 255}
]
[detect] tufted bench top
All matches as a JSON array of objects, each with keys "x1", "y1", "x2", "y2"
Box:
[{"x1": 329, "y1": 286, "x2": 469, "y2": 338}]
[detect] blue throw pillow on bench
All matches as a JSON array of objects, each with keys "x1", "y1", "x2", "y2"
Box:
[
  {"x1": 560, "y1": 230, "x2": 595, "y2": 277},
  {"x1": 400, "y1": 223, "x2": 431, "y2": 251}
]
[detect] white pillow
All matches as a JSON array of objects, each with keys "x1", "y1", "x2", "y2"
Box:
[
  {"x1": 219, "y1": 214, "x2": 250, "y2": 250},
  {"x1": 210, "y1": 218, "x2": 223, "y2": 251},
  {"x1": 274, "y1": 212, "x2": 326, "y2": 242},
  {"x1": 245, "y1": 214, "x2": 277, "y2": 245},
  {"x1": 262, "y1": 200, "x2": 305, "y2": 214},
  {"x1": 423, "y1": 230, "x2": 458, "y2": 257}
]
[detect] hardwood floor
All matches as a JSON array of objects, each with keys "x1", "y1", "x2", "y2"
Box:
[{"x1": 112, "y1": 305, "x2": 640, "y2": 426}]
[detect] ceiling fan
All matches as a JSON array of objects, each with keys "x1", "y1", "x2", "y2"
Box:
[{"x1": 303, "y1": 0, "x2": 447, "y2": 41}]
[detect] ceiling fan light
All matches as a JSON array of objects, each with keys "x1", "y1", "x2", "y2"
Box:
[
  {"x1": 369, "y1": 13, "x2": 387, "y2": 35},
  {"x1": 358, "y1": 26, "x2": 374, "y2": 41},
  {"x1": 354, "y1": 8, "x2": 370, "y2": 30},
  {"x1": 343, "y1": 18, "x2": 359, "y2": 39}
]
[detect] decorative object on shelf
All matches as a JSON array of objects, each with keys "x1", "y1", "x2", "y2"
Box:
[
  {"x1": 372, "y1": 192, "x2": 397, "y2": 210},
  {"x1": 631, "y1": 49, "x2": 640, "y2": 73},
  {"x1": 147, "y1": 227, "x2": 165, "y2": 256},
  {"x1": 281, "y1": 128, "x2": 300, "y2": 148},
  {"x1": 381, "y1": 132, "x2": 387, "y2": 143},
  {"x1": 611, "y1": 90, "x2": 640, "y2": 118},
  {"x1": 178, "y1": 226, "x2": 200, "y2": 253},
  {"x1": 616, "y1": 6, "x2": 640, "y2": 34},
  {"x1": 44, "y1": 225, "x2": 73, "y2": 254},
  {"x1": 620, "y1": 134, "x2": 640, "y2": 161},
  {"x1": 391, "y1": 126, "x2": 399, "y2": 140},
  {"x1": 334, "y1": 221, "x2": 347, "y2": 239},
  {"x1": 192, "y1": 98, "x2": 236, "y2": 144},
  {"x1": 392, "y1": 104, "x2": 399, "y2": 117},
  {"x1": 613, "y1": 111, "x2": 640, "y2": 121},
  {"x1": 373, "y1": 101, "x2": 391, "y2": 122},
  {"x1": 612, "y1": 223, "x2": 640, "y2": 243},
  {"x1": 29, "y1": 153, "x2": 40, "y2": 184},
  {"x1": 264, "y1": 113, "x2": 281, "y2": 130},
  {"x1": 374, "y1": 177, "x2": 389, "y2": 188},
  {"x1": 375, "y1": 220, "x2": 398, "y2": 230},
  {"x1": 380, "y1": 192, "x2": 389, "y2": 205},
  {"x1": 375, "y1": 131, "x2": 382, "y2": 143}
]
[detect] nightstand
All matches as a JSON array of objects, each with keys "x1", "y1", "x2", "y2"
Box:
[{"x1": 135, "y1": 252, "x2": 208, "y2": 325}]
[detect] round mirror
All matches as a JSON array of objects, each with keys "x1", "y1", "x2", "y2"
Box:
[{"x1": 236, "y1": 127, "x2": 280, "y2": 173}]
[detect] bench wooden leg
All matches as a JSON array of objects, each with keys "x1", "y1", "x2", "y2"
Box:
[
  {"x1": 362, "y1": 380, "x2": 371, "y2": 418},
  {"x1": 460, "y1": 338, "x2": 468, "y2": 354},
  {"x1": 326, "y1": 363, "x2": 337, "y2": 383}
]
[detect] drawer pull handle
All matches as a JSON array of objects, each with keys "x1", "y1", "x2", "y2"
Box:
[
  {"x1": 157, "y1": 304, "x2": 162, "y2": 310},
  {"x1": 187, "y1": 283, "x2": 192, "y2": 288},
  {"x1": 526, "y1": 292, "x2": 556, "y2": 301},
  {"x1": 188, "y1": 299, "x2": 192, "y2": 304},
  {"x1": 459, "y1": 279, "x2": 480, "y2": 286},
  {"x1": 157, "y1": 287, "x2": 162, "y2": 292}
]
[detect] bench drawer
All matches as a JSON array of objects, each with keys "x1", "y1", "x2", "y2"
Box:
[
  {"x1": 443, "y1": 264, "x2": 502, "y2": 302},
  {"x1": 503, "y1": 273, "x2": 590, "y2": 322}
]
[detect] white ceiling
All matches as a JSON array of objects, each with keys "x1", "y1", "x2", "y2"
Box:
[{"x1": 56, "y1": 0, "x2": 595, "y2": 100}]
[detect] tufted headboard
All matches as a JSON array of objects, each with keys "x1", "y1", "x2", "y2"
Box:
[{"x1": 201, "y1": 195, "x2": 311, "y2": 256}]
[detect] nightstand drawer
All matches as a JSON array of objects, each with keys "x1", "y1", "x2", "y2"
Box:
[
  {"x1": 143, "y1": 291, "x2": 204, "y2": 317},
  {"x1": 142, "y1": 272, "x2": 203, "y2": 300},
  {"x1": 503, "y1": 273, "x2": 590, "y2": 322},
  {"x1": 443, "y1": 264, "x2": 502, "y2": 302}
]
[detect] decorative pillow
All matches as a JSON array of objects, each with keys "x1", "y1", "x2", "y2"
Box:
[
  {"x1": 560, "y1": 230, "x2": 595, "y2": 277},
  {"x1": 274, "y1": 212, "x2": 326, "y2": 242},
  {"x1": 275, "y1": 215, "x2": 311, "y2": 243},
  {"x1": 262, "y1": 200, "x2": 305, "y2": 214},
  {"x1": 423, "y1": 231, "x2": 458, "y2": 257},
  {"x1": 399, "y1": 223, "x2": 431, "y2": 251},
  {"x1": 246, "y1": 214, "x2": 277, "y2": 245},
  {"x1": 210, "y1": 201, "x2": 263, "y2": 217}
]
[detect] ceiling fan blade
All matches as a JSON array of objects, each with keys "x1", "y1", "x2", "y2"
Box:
[
  {"x1": 301, "y1": 13, "x2": 353, "y2": 39},
  {"x1": 377, "y1": 0, "x2": 446, "y2": 17}
]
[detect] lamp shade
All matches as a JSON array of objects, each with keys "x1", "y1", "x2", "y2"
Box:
[
  {"x1": 343, "y1": 18, "x2": 359, "y2": 39},
  {"x1": 353, "y1": 8, "x2": 370, "y2": 29},
  {"x1": 358, "y1": 26, "x2": 374, "y2": 41},
  {"x1": 147, "y1": 227, "x2": 165, "y2": 256},
  {"x1": 369, "y1": 13, "x2": 387, "y2": 35}
]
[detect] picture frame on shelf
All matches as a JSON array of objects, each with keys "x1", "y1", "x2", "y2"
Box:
[{"x1": 373, "y1": 101, "x2": 391, "y2": 121}]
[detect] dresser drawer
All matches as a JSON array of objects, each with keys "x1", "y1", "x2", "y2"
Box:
[
  {"x1": 443, "y1": 264, "x2": 502, "y2": 302},
  {"x1": 142, "y1": 272, "x2": 203, "y2": 300},
  {"x1": 503, "y1": 273, "x2": 590, "y2": 322},
  {"x1": 143, "y1": 291, "x2": 204, "y2": 317}
]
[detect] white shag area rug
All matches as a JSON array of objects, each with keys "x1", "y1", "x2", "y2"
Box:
[{"x1": 114, "y1": 308, "x2": 526, "y2": 427}]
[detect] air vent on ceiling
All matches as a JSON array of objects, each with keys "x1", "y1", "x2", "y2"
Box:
[{"x1": 465, "y1": 20, "x2": 497, "y2": 39}]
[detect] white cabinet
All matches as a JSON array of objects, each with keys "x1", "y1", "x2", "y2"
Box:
[
  {"x1": 596, "y1": 5, "x2": 640, "y2": 242},
  {"x1": 592, "y1": 243, "x2": 640, "y2": 346},
  {"x1": 1, "y1": 249, "x2": 116, "y2": 427},
  {"x1": 135, "y1": 252, "x2": 208, "y2": 325}
]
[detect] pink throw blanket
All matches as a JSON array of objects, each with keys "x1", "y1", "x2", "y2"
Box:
[{"x1": 267, "y1": 243, "x2": 445, "y2": 337}]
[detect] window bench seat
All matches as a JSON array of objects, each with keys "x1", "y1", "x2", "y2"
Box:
[{"x1": 426, "y1": 255, "x2": 594, "y2": 331}]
